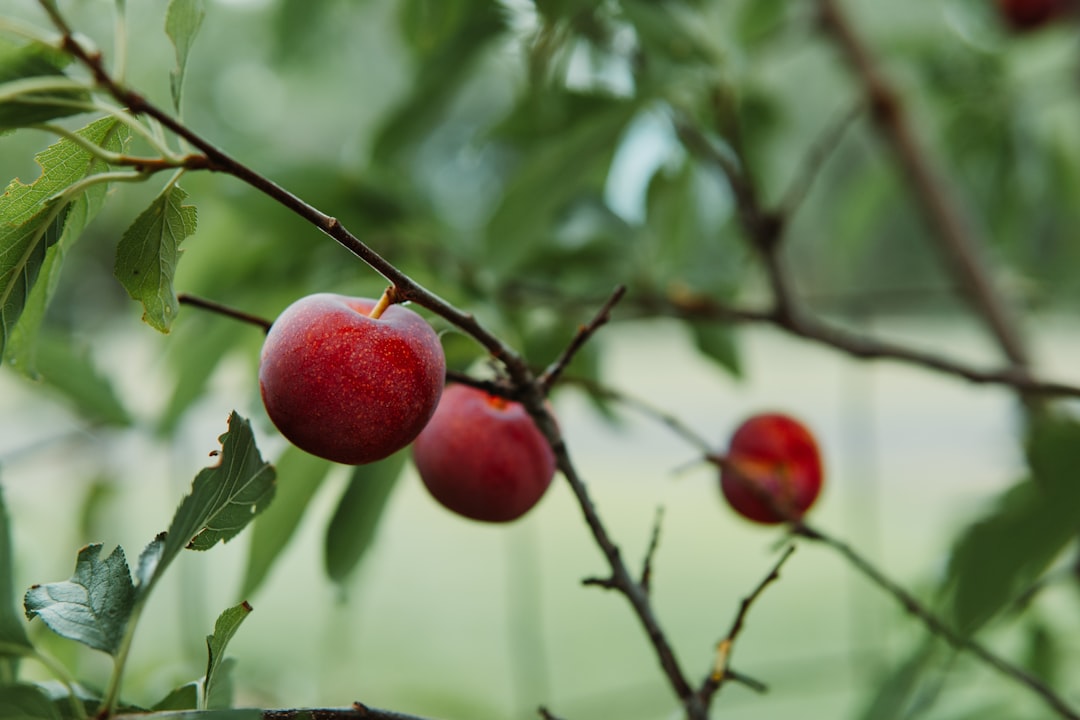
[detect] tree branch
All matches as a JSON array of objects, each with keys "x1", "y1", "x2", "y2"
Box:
[
  {"x1": 639, "y1": 507, "x2": 665, "y2": 595},
  {"x1": 538, "y1": 285, "x2": 626, "y2": 394},
  {"x1": 177, "y1": 293, "x2": 273, "y2": 333},
  {"x1": 697, "y1": 546, "x2": 796, "y2": 707},
  {"x1": 778, "y1": 99, "x2": 865, "y2": 218},
  {"x1": 815, "y1": 0, "x2": 1032, "y2": 374},
  {"x1": 654, "y1": 289, "x2": 1080, "y2": 399},
  {"x1": 548, "y1": 430, "x2": 706, "y2": 717},
  {"x1": 793, "y1": 522, "x2": 1080, "y2": 720}
]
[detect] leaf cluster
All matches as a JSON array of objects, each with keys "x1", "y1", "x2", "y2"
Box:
[{"x1": 3, "y1": 412, "x2": 273, "y2": 719}]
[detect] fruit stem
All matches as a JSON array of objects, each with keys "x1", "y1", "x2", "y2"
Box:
[{"x1": 368, "y1": 285, "x2": 400, "y2": 320}]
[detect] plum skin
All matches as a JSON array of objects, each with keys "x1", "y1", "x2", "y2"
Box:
[
  {"x1": 719, "y1": 413, "x2": 823, "y2": 525},
  {"x1": 412, "y1": 384, "x2": 557, "y2": 523},
  {"x1": 997, "y1": 0, "x2": 1071, "y2": 30},
  {"x1": 258, "y1": 293, "x2": 446, "y2": 465}
]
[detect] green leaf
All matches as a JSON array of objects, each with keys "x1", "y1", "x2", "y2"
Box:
[
  {"x1": 688, "y1": 321, "x2": 741, "y2": 377},
  {"x1": 134, "y1": 534, "x2": 166, "y2": 592},
  {"x1": 643, "y1": 159, "x2": 744, "y2": 292},
  {"x1": 26, "y1": 334, "x2": 132, "y2": 426},
  {"x1": 114, "y1": 185, "x2": 197, "y2": 334},
  {"x1": 324, "y1": 452, "x2": 406, "y2": 586},
  {"x1": 149, "y1": 711, "x2": 261, "y2": 720},
  {"x1": 620, "y1": 0, "x2": 717, "y2": 69},
  {"x1": 159, "y1": 412, "x2": 275, "y2": 574},
  {"x1": 153, "y1": 682, "x2": 198, "y2": 711},
  {"x1": 373, "y1": 0, "x2": 505, "y2": 163},
  {"x1": 240, "y1": 446, "x2": 331, "y2": 599},
  {"x1": 0, "y1": 484, "x2": 31, "y2": 677},
  {"x1": 203, "y1": 602, "x2": 251, "y2": 710},
  {"x1": 205, "y1": 658, "x2": 236, "y2": 711},
  {"x1": 0, "y1": 684, "x2": 61, "y2": 720},
  {"x1": 1022, "y1": 617, "x2": 1059, "y2": 688},
  {"x1": 24, "y1": 544, "x2": 136, "y2": 656},
  {"x1": 0, "y1": 40, "x2": 89, "y2": 130},
  {"x1": 6, "y1": 117, "x2": 128, "y2": 375},
  {"x1": 735, "y1": 0, "x2": 791, "y2": 50},
  {"x1": 158, "y1": 318, "x2": 241, "y2": 434},
  {"x1": 485, "y1": 95, "x2": 639, "y2": 268},
  {"x1": 945, "y1": 415, "x2": 1080, "y2": 636},
  {"x1": 165, "y1": 0, "x2": 206, "y2": 113},
  {"x1": 1, "y1": 116, "x2": 126, "y2": 361},
  {"x1": 855, "y1": 639, "x2": 941, "y2": 720}
]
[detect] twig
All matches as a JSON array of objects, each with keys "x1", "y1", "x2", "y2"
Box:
[
  {"x1": 723, "y1": 669, "x2": 768, "y2": 694},
  {"x1": 538, "y1": 285, "x2": 626, "y2": 394},
  {"x1": 722, "y1": 545, "x2": 796, "y2": 649},
  {"x1": 537, "y1": 707, "x2": 566, "y2": 720},
  {"x1": 793, "y1": 523, "x2": 1080, "y2": 720},
  {"x1": 554, "y1": 440, "x2": 705, "y2": 718},
  {"x1": 177, "y1": 293, "x2": 273, "y2": 333},
  {"x1": 639, "y1": 506, "x2": 665, "y2": 594},
  {"x1": 672, "y1": 122, "x2": 781, "y2": 256},
  {"x1": 561, "y1": 376, "x2": 716, "y2": 454},
  {"x1": 815, "y1": 0, "x2": 1032, "y2": 374},
  {"x1": 654, "y1": 290, "x2": 1080, "y2": 399},
  {"x1": 698, "y1": 546, "x2": 796, "y2": 707},
  {"x1": 444, "y1": 370, "x2": 514, "y2": 396},
  {"x1": 778, "y1": 100, "x2": 865, "y2": 218}
]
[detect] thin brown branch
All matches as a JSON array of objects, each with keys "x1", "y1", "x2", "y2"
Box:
[
  {"x1": 443, "y1": 370, "x2": 515, "y2": 398},
  {"x1": 581, "y1": 575, "x2": 619, "y2": 590},
  {"x1": 815, "y1": 0, "x2": 1032, "y2": 374},
  {"x1": 550, "y1": 436, "x2": 705, "y2": 718},
  {"x1": 723, "y1": 669, "x2": 769, "y2": 694},
  {"x1": 177, "y1": 293, "x2": 273, "y2": 333},
  {"x1": 538, "y1": 285, "x2": 626, "y2": 394},
  {"x1": 778, "y1": 99, "x2": 865, "y2": 219},
  {"x1": 639, "y1": 506, "x2": 665, "y2": 595},
  {"x1": 561, "y1": 375, "x2": 716, "y2": 454},
  {"x1": 794, "y1": 523, "x2": 1080, "y2": 720},
  {"x1": 672, "y1": 121, "x2": 781, "y2": 256},
  {"x1": 537, "y1": 707, "x2": 566, "y2": 720},
  {"x1": 655, "y1": 290, "x2": 1080, "y2": 399},
  {"x1": 722, "y1": 545, "x2": 796, "y2": 647},
  {"x1": 698, "y1": 546, "x2": 796, "y2": 707},
  {"x1": 672, "y1": 121, "x2": 797, "y2": 321}
]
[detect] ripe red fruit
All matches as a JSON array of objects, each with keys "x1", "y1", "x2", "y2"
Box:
[
  {"x1": 412, "y1": 384, "x2": 557, "y2": 523},
  {"x1": 996, "y1": 0, "x2": 1072, "y2": 31},
  {"x1": 718, "y1": 413, "x2": 823, "y2": 525},
  {"x1": 258, "y1": 293, "x2": 445, "y2": 465}
]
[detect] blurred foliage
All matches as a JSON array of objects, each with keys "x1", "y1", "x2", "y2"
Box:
[{"x1": 2, "y1": 0, "x2": 1080, "y2": 718}]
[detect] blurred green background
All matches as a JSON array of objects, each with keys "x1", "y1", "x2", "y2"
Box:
[{"x1": 3, "y1": 0, "x2": 1080, "y2": 718}]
